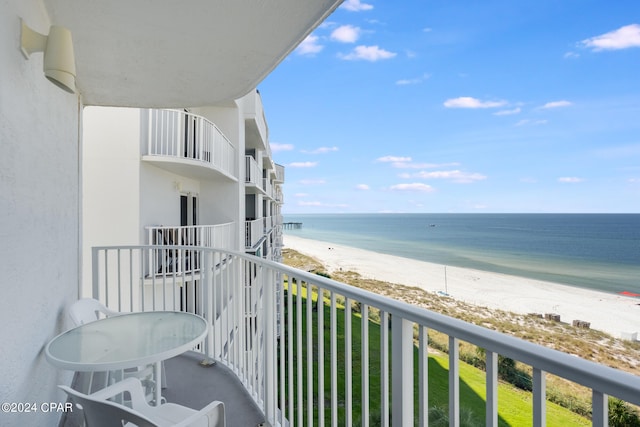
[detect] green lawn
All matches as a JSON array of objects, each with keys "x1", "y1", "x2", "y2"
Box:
[{"x1": 281, "y1": 281, "x2": 589, "y2": 426}]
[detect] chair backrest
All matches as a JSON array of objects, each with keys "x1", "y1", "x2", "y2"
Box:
[
  {"x1": 60, "y1": 385, "x2": 158, "y2": 427},
  {"x1": 68, "y1": 298, "x2": 116, "y2": 326}
]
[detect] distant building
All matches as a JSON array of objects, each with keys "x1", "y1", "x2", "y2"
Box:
[{"x1": 81, "y1": 91, "x2": 285, "y2": 298}]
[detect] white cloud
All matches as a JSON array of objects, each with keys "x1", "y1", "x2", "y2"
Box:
[
  {"x1": 339, "y1": 45, "x2": 397, "y2": 61},
  {"x1": 377, "y1": 155, "x2": 412, "y2": 163},
  {"x1": 564, "y1": 51, "x2": 580, "y2": 59},
  {"x1": 356, "y1": 184, "x2": 370, "y2": 190},
  {"x1": 298, "y1": 201, "x2": 323, "y2": 206},
  {"x1": 288, "y1": 161, "x2": 318, "y2": 168},
  {"x1": 389, "y1": 183, "x2": 435, "y2": 192},
  {"x1": 396, "y1": 79, "x2": 419, "y2": 86},
  {"x1": 299, "y1": 179, "x2": 326, "y2": 185},
  {"x1": 541, "y1": 100, "x2": 572, "y2": 109},
  {"x1": 380, "y1": 157, "x2": 465, "y2": 174},
  {"x1": 414, "y1": 170, "x2": 487, "y2": 183},
  {"x1": 443, "y1": 97, "x2": 507, "y2": 109},
  {"x1": 558, "y1": 177, "x2": 584, "y2": 183},
  {"x1": 302, "y1": 146, "x2": 339, "y2": 154},
  {"x1": 331, "y1": 25, "x2": 361, "y2": 43},
  {"x1": 515, "y1": 119, "x2": 548, "y2": 127},
  {"x1": 396, "y1": 73, "x2": 431, "y2": 85},
  {"x1": 296, "y1": 35, "x2": 323, "y2": 56},
  {"x1": 318, "y1": 21, "x2": 337, "y2": 29},
  {"x1": 392, "y1": 161, "x2": 460, "y2": 169},
  {"x1": 423, "y1": 27, "x2": 433, "y2": 33},
  {"x1": 341, "y1": 0, "x2": 374, "y2": 12},
  {"x1": 580, "y1": 24, "x2": 640, "y2": 51},
  {"x1": 270, "y1": 143, "x2": 294, "y2": 152},
  {"x1": 494, "y1": 107, "x2": 521, "y2": 116}
]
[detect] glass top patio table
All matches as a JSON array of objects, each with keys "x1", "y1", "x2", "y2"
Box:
[{"x1": 45, "y1": 311, "x2": 208, "y2": 372}]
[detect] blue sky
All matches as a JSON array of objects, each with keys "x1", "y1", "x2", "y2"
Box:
[{"x1": 259, "y1": 0, "x2": 640, "y2": 214}]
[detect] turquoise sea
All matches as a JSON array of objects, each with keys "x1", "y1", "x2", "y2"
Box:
[{"x1": 283, "y1": 214, "x2": 640, "y2": 295}]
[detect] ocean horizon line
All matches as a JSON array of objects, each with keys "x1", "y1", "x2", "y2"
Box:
[{"x1": 282, "y1": 213, "x2": 640, "y2": 295}]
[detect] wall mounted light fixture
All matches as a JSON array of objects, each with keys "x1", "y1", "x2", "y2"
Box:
[{"x1": 20, "y1": 19, "x2": 76, "y2": 94}]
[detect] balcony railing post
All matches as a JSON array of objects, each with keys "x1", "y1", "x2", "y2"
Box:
[
  {"x1": 592, "y1": 391, "x2": 608, "y2": 427},
  {"x1": 418, "y1": 326, "x2": 428, "y2": 427},
  {"x1": 380, "y1": 311, "x2": 389, "y2": 427},
  {"x1": 533, "y1": 368, "x2": 546, "y2": 427},
  {"x1": 486, "y1": 351, "x2": 498, "y2": 427},
  {"x1": 449, "y1": 336, "x2": 460, "y2": 427},
  {"x1": 91, "y1": 247, "x2": 99, "y2": 300},
  {"x1": 263, "y1": 266, "x2": 277, "y2": 423},
  {"x1": 391, "y1": 315, "x2": 414, "y2": 427},
  {"x1": 361, "y1": 304, "x2": 370, "y2": 427},
  {"x1": 202, "y1": 249, "x2": 214, "y2": 359}
]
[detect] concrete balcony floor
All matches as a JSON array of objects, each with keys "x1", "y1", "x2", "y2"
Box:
[
  {"x1": 164, "y1": 352, "x2": 266, "y2": 427},
  {"x1": 60, "y1": 351, "x2": 266, "y2": 427}
]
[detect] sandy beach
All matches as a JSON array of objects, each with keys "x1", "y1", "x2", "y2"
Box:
[{"x1": 284, "y1": 234, "x2": 640, "y2": 339}]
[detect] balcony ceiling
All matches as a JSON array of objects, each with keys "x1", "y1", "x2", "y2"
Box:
[{"x1": 43, "y1": 0, "x2": 342, "y2": 107}]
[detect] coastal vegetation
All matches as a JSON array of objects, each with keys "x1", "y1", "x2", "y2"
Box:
[{"x1": 283, "y1": 248, "x2": 640, "y2": 426}]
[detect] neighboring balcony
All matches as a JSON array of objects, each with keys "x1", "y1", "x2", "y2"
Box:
[
  {"x1": 245, "y1": 216, "x2": 279, "y2": 250},
  {"x1": 244, "y1": 90, "x2": 270, "y2": 156},
  {"x1": 274, "y1": 163, "x2": 285, "y2": 184},
  {"x1": 262, "y1": 177, "x2": 273, "y2": 200},
  {"x1": 89, "y1": 245, "x2": 640, "y2": 427},
  {"x1": 143, "y1": 109, "x2": 238, "y2": 181},
  {"x1": 245, "y1": 218, "x2": 265, "y2": 249},
  {"x1": 145, "y1": 223, "x2": 236, "y2": 275},
  {"x1": 245, "y1": 155, "x2": 268, "y2": 196}
]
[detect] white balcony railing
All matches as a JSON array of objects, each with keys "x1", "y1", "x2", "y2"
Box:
[
  {"x1": 262, "y1": 177, "x2": 273, "y2": 199},
  {"x1": 274, "y1": 164, "x2": 285, "y2": 183},
  {"x1": 92, "y1": 245, "x2": 640, "y2": 427},
  {"x1": 146, "y1": 223, "x2": 236, "y2": 275},
  {"x1": 146, "y1": 109, "x2": 237, "y2": 179},
  {"x1": 244, "y1": 89, "x2": 271, "y2": 157},
  {"x1": 245, "y1": 218, "x2": 264, "y2": 249},
  {"x1": 245, "y1": 155, "x2": 262, "y2": 187}
]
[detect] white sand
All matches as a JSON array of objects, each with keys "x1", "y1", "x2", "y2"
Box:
[{"x1": 284, "y1": 234, "x2": 640, "y2": 338}]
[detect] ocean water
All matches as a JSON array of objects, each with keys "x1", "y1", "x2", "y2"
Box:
[{"x1": 283, "y1": 214, "x2": 640, "y2": 294}]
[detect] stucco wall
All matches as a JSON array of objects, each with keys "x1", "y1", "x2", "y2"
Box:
[
  {"x1": 82, "y1": 107, "x2": 143, "y2": 297},
  {"x1": 193, "y1": 104, "x2": 245, "y2": 251},
  {"x1": 139, "y1": 163, "x2": 200, "y2": 230},
  {"x1": 0, "y1": 2, "x2": 80, "y2": 425}
]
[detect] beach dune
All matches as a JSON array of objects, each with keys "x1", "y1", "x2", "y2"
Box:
[{"x1": 284, "y1": 234, "x2": 640, "y2": 339}]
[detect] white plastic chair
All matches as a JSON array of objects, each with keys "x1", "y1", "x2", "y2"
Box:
[
  {"x1": 68, "y1": 297, "x2": 121, "y2": 326},
  {"x1": 68, "y1": 298, "x2": 163, "y2": 402},
  {"x1": 60, "y1": 377, "x2": 225, "y2": 427}
]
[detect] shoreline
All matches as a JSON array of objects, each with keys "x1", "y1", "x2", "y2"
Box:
[{"x1": 283, "y1": 234, "x2": 640, "y2": 339}]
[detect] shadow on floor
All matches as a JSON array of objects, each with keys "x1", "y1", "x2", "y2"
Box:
[
  {"x1": 163, "y1": 351, "x2": 266, "y2": 427},
  {"x1": 59, "y1": 351, "x2": 267, "y2": 427}
]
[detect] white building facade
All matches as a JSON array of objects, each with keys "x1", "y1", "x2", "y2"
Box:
[
  {"x1": 0, "y1": 1, "x2": 339, "y2": 425},
  {"x1": 81, "y1": 91, "x2": 284, "y2": 298}
]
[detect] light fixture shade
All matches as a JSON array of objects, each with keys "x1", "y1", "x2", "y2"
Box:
[
  {"x1": 43, "y1": 26, "x2": 76, "y2": 94},
  {"x1": 20, "y1": 20, "x2": 76, "y2": 94}
]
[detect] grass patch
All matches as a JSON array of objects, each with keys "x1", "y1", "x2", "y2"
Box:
[{"x1": 281, "y1": 279, "x2": 590, "y2": 426}]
